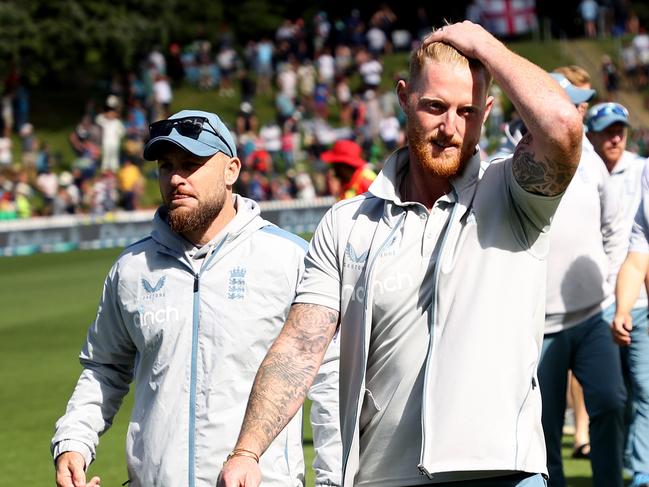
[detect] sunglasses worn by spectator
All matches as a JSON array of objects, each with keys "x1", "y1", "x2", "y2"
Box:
[
  {"x1": 589, "y1": 102, "x2": 629, "y2": 122},
  {"x1": 148, "y1": 116, "x2": 234, "y2": 157}
]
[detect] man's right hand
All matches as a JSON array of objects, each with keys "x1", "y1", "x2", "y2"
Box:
[
  {"x1": 611, "y1": 313, "x2": 633, "y2": 346},
  {"x1": 217, "y1": 456, "x2": 262, "y2": 487},
  {"x1": 55, "y1": 451, "x2": 100, "y2": 487}
]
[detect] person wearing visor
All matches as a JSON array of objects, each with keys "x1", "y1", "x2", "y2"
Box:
[
  {"x1": 588, "y1": 102, "x2": 649, "y2": 487},
  {"x1": 538, "y1": 70, "x2": 628, "y2": 487},
  {"x1": 320, "y1": 139, "x2": 377, "y2": 200},
  {"x1": 51, "y1": 110, "x2": 341, "y2": 487}
]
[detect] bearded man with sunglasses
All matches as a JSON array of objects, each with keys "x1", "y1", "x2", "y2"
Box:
[
  {"x1": 587, "y1": 102, "x2": 649, "y2": 487},
  {"x1": 51, "y1": 110, "x2": 341, "y2": 487}
]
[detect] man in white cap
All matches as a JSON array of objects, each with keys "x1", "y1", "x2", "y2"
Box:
[
  {"x1": 51, "y1": 110, "x2": 341, "y2": 487},
  {"x1": 588, "y1": 102, "x2": 649, "y2": 487},
  {"x1": 538, "y1": 72, "x2": 628, "y2": 487}
]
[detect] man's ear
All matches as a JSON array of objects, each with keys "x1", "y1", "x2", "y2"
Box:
[
  {"x1": 224, "y1": 157, "x2": 241, "y2": 186},
  {"x1": 482, "y1": 95, "x2": 494, "y2": 125},
  {"x1": 397, "y1": 79, "x2": 409, "y2": 112}
]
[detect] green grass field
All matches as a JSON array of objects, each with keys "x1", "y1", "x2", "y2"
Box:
[{"x1": 0, "y1": 248, "x2": 598, "y2": 486}]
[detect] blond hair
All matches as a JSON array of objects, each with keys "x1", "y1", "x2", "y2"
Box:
[
  {"x1": 409, "y1": 32, "x2": 493, "y2": 90},
  {"x1": 553, "y1": 65, "x2": 591, "y2": 88}
]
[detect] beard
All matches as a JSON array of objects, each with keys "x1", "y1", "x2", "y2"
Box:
[
  {"x1": 407, "y1": 115, "x2": 476, "y2": 179},
  {"x1": 166, "y1": 192, "x2": 226, "y2": 235}
]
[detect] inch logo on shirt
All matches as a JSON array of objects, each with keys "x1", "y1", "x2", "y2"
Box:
[{"x1": 141, "y1": 276, "x2": 166, "y2": 300}]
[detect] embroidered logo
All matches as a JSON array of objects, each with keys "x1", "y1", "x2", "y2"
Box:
[
  {"x1": 227, "y1": 267, "x2": 247, "y2": 300},
  {"x1": 344, "y1": 243, "x2": 369, "y2": 270},
  {"x1": 141, "y1": 276, "x2": 166, "y2": 300}
]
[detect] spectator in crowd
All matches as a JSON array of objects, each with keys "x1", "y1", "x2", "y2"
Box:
[
  {"x1": 621, "y1": 40, "x2": 639, "y2": 89},
  {"x1": 57, "y1": 171, "x2": 81, "y2": 214},
  {"x1": 539, "y1": 72, "x2": 627, "y2": 487},
  {"x1": 217, "y1": 43, "x2": 238, "y2": 97},
  {"x1": 116, "y1": 159, "x2": 143, "y2": 211},
  {"x1": 89, "y1": 170, "x2": 117, "y2": 215},
  {"x1": 366, "y1": 19, "x2": 388, "y2": 57},
  {"x1": 601, "y1": 55, "x2": 620, "y2": 101},
  {"x1": 36, "y1": 165, "x2": 60, "y2": 215},
  {"x1": 19, "y1": 122, "x2": 38, "y2": 178},
  {"x1": 14, "y1": 179, "x2": 32, "y2": 218},
  {"x1": 294, "y1": 171, "x2": 316, "y2": 200},
  {"x1": 254, "y1": 38, "x2": 274, "y2": 96},
  {"x1": 235, "y1": 102, "x2": 258, "y2": 136},
  {"x1": 153, "y1": 74, "x2": 173, "y2": 119},
  {"x1": 587, "y1": 102, "x2": 649, "y2": 487},
  {"x1": 51, "y1": 109, "x2": 341, "y2": 487},
  {"x1": 550, "y1": 66, "x2": 599, "y2": 462},
  {"x1": 632, "y1": 28, "x2": 649, "y2": 88},
  {"x1": 166, "y1": 43, "x2": 185, "y2": 86},
  {"x1": 69, "y1": 115, "x2": 101, "y2": 163},
  {"x1": 95, "y1": 96, "x2": 126, "y2": 173},
  {"x1": 148, "y1": 46, "x2": 166, "y2": 75},
  {"x1": 579, "y1": 0, "x2": 599, "y2": 38},
  {"x1": 0, "y1": 125, "x2": 12, "y2": 168},
  {"x1": 320, "y1": 139, "x2": 376, "y2": 200}
]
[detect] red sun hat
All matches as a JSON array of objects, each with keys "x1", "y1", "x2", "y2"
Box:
[{"x1": 320, "y1": 139, "x2": 367, "y2": 168}]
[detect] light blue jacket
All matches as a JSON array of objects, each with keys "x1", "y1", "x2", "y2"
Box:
[{"x1": 52, "y1": 195, "x2": 341, "y2": 487}]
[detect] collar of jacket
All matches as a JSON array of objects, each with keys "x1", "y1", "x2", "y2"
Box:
[
  {"x1": 367, "y1": 146, "x2": 481, "y2": 224},
  {"x1": 151, "y1": 194, "x2": 267, "y2": 261}
]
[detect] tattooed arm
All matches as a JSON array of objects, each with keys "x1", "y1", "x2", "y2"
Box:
[
  {"x1": 218, "y1": 303, "x2": 339, "y2": 487},
  {"x1": 511, "y1": 132, "x2": 577, "y2": 195},
  {"x1": 432, "y1": 21, "x2": 582, "y2": 195}
]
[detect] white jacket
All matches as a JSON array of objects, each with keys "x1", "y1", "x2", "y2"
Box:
[
  {"x1": 295, "y1": 148, "x2": 564, "y2": 484},
  {"x1": 52, "y1": 195, "x2": 341, "y2": 487}
]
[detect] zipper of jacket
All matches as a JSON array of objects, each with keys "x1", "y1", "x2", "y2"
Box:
[
  {"x1": 418, "y1": 191, "x2": 459, "y2": 479},
  {"x1": 188, "y1": 239, "x2": 226, "y2": 487},
  {"x1": 514, "y1": 371, "x2": 538, "y2": 468},
  {"x1": 341, "y1": 211, "x2": 406, "y2": 483}
]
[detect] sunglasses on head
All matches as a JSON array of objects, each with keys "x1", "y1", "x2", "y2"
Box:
[
  {"x1": 148, "y1": 116, "x2": 233, "y2": 156},
  {"x1": 589, "y1": 102, "x2": 629, "y2": 121}
]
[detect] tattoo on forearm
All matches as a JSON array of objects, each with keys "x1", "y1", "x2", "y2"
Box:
[
  {"x1": 512, "y1": 133, "x2": 576, "y2": 196},
  {"x1": 237, "y1": 303, "x2": 339, "y2": 453}
]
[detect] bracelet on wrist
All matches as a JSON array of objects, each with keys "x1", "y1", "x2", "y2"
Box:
[{"x1": 225, "y1": 448, "x2": 260, "y2": 465}]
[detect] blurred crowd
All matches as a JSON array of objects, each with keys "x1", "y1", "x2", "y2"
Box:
[{"x1": 1, "y1": 3, "x2": 649, "y2": 220}]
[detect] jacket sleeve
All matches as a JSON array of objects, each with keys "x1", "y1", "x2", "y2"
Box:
[
  {"x1": 51, "y1": 262, "x2": 136, "y2": 468},
  {"x1": 307, "y1": 334, "x2": 342, "y2": 486}
]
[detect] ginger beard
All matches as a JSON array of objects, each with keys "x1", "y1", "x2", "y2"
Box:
[
  {"x1": 406, "y1": 110, "x2": 476, "y2": 179},
  {"x1": 165, "y1": 184, "x2": 226, "y2": 235}
]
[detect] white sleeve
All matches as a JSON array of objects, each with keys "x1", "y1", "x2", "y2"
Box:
[
  {"x1": 51, "y1": 263, "x2": 136, "y2": 467},
  {"x1": 294, "y1": 208, "x2": 341, "y2": 311},
  {"x1": 629, "y1": 162, "x2": 649, "y2": 254}
]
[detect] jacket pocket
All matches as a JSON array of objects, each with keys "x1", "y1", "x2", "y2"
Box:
[{"x1": 359, "y1": 388, "x2": 382, "y2": 433}]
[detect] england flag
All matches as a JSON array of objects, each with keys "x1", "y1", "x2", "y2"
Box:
[{"x1": 478, "y1": 0, "x2": 538, "y2": 37}]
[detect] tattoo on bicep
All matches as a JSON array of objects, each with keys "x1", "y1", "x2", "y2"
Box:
[
  {"x1": 512, "y1": 133, "x2": 575, "y2": 196},
  {"x1": 239, "y1": 303, "x2": 339, "y2": 450}
]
